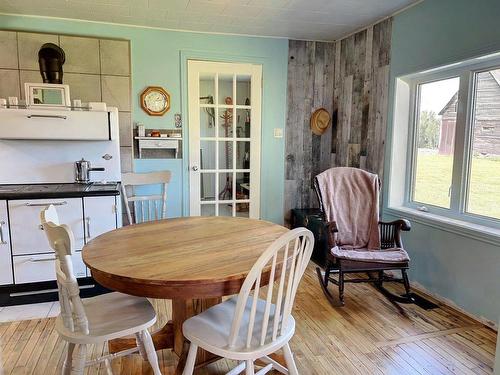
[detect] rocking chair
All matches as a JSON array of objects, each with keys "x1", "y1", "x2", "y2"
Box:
[{"x1": 314, "y1": 167, "x2": 415, "y2": 306}]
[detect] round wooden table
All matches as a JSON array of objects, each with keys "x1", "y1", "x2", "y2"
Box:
[{"x1": 82, "y1": 216, "x2": 288, "y2": 374}]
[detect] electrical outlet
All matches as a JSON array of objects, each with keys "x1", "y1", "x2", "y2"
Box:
[{"x1": 274, "y1": 128, "x2": 283, "y2": 138}]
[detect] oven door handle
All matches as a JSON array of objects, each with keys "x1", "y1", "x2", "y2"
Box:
[
  {"x1": 27, "y1": 114, "x2": 67, "y2": 120},
  {"x1": 0, "y1": 221, "x2": 7, "y2": 245},
  {"x1": 25, "y1": 201, "x2": 68, "y2": 207}
]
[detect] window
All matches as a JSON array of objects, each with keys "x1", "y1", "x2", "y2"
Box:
[{"x1": 405, "y1": 57, "x2": 500, "y2": 227}]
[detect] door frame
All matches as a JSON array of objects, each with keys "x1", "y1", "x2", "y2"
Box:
[{"x1": 187, "y1": 60, "x2": 262, "y2": 218}]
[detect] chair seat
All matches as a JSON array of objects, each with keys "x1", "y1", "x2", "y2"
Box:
[
  {"x1": 183, "y1": 296, "x2": 295, "y2": 361},
  {"x1": 332, "y1": 246, "x2": 410, "y2": 263},
  {"x1": 56, "y1": 292, "x2": 156, "y2": 344}
]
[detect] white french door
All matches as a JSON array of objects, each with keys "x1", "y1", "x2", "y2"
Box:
[{"x1": 188, "y1": 60, "x2": 262, "y2": 218}]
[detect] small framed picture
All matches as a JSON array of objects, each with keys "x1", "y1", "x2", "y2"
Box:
[{"x1": 24, "y1": 83, "x2": 70, "y2": 109}]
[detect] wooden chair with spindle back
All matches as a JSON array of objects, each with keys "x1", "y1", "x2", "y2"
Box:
[
  {"x1": 40, "y1": 205, "x2": 162, "y2": 375},
  {"x1": 121, "y1": 171, "x2": 171, "y2": 224},
  {"x1": 181, "y1": 227, "x2": 314, "y2": 375}
]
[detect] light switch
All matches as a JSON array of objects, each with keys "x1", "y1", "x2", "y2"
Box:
[{"x1": 274, "y1": 128, "x2": 283, "y2": 138}]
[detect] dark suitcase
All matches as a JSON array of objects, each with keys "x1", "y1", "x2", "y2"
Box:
[{"x1": 291, "y1": 208, "x2": 329, "y2": 268}]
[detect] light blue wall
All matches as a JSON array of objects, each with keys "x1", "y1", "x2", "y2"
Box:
[
  {"x1": 384, "y1": 0, "x2": 500, "y2": 323},
  {"x1": 0, "y1": 14, "x2": 288, "y2": 224}
]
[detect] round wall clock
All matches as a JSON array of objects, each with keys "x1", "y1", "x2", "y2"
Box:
[{"x1": 140, "y1": 86, "x2": 170, "y2": 116}]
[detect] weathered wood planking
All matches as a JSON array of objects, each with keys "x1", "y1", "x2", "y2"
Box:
[{"x1": 284, "y1": 18, "x2": 392, "y2": 224}]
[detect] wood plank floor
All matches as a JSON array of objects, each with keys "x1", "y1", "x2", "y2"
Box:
[{"x1": 0, "y1": 266, "x2": 497, "y2": 374}]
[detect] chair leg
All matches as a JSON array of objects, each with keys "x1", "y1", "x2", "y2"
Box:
[
  {"x1": 70, "y1": 344, "x2": 87, "y2": 375},
  {"x1": 62, "y1": 342, "x2": 75, "y2": 375},
  {"x1": 402, "y1": 269, "x2": 411, "y2": 296},
  {"x1": 283, "y1": 343, "x2": 298, "y2": 375},
  {"x1": 338, "y1": 269, "x2": 345, "y2": 305},
  {"x1": 182, "y1": 343, "x2": 198, "y2": 375},
  {"x1": 104, "y1": 359, "x2": 114, "y2": 375},
  {"x1": 138, "y1": 330, "x2": 162, "y2": 375},
  {"x1": 245, "y1": 360, "x2": 255, "y2": 375}
]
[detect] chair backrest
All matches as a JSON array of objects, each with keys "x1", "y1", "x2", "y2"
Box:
[
  {"x1": 228, "y1": 227, "x2": 314, "y2": 349},
  {"x1": 121, "y1": 171, "x2": 171, "y2": 224},
  {"x1": 314, "y1": 167, "x2": 380, "y2": 250},
  {"x1": 40, "y1": 205, "x2": 89, "y2": 335}
]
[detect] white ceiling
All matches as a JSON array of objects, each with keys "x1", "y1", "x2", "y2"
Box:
[{"x1": 0, "y1": 0, "x2": 419, "y2": 41}]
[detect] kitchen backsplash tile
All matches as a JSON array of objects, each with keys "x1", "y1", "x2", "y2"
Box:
[
  {"x1": 118, "y1": 111, "x2": 132, "y2": 147},
  {"x1": 120, "y1": 146, "x2": 133, "y2": 173},
  {"x1": 0, "y1": 69, "x2": 20, "y2": 99},
  {"x1": 64, "y1": 73, "x2": 102, "y2": 103},
  {"x1": 60, "y1": 35, "x2": 100, "y2": 74},
  {"x1": 0, "y1": 31, "x2": 18, "y2": 69},
  {"x1": 101, "y1": 75, "x2": 131, "y2": 111},
  {"x1": 99, "y1": 39, "x2": 130, "y2": 76},
  {"x1": 18, "y1": 32, "x2": 59, "y2": 70}
]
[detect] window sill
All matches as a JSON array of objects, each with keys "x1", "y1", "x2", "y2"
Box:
[{"x1": 384, "y1": 206, "x2": 500, "y2": 247}]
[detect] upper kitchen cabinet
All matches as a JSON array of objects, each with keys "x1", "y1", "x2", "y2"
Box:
[{"x1": 0, "y1": 108, "x2": 113, "y2": 141}]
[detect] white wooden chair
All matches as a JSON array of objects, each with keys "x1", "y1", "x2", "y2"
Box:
[
  {"x1": 121, "y1": 171, "x2": 171, "y2": 224},
  {"x1": 182, "y1": 227, "x2": 314, "y2": 375},
  {"x1": 40, "y1": 205, "x2": 162, "y2": 375}
]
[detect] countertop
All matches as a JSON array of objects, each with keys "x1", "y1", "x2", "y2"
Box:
[{"x1": 0, "y1": 182, "x2": 120, "y2": 200}]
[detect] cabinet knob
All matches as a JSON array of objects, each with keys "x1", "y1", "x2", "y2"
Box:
[{"x1": 192, "y1": 166, "x2": 199, "y2": 171}]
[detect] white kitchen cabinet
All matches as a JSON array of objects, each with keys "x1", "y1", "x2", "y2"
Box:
[
  {"x1": 83, "y1": 196, "x2": 118, "y2": 242},
  {"x1": 0, "y1": 109, "x2": 112, "y2": 141},
  {"x1": 8, "y1": 198, "x2": 85, "y2": 255},
  {"x1": 13, "y1": 251, "x2": 86, "y2": 284},
  {"x1": 0, "y1": 200, "x2": 13, "y2": 285}
]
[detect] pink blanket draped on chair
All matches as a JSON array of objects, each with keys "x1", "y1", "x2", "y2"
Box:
[{"x1": 315, "y1": 167, "x2": 381, "y2": 250}]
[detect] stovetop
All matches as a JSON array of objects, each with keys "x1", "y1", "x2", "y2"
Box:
[{"x1": 0, "y1": 182, "x2": 120, "y2": 199}]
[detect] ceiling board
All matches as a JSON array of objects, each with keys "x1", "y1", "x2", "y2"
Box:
[{"x1": 0, "y1": 0, "x2": 420, "y2": 41}]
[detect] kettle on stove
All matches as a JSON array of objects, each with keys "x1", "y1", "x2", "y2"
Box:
[{"x1": 74, "y1": 158, "x2": 105, "y2": 183}]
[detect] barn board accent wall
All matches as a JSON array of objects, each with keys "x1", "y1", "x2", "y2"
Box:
[{"x1": 284, "y1": 18, "x2": 392, "y2": 224}]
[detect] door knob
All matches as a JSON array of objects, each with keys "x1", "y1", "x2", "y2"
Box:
[{"x1": 192, "y1": 166, "x2": 199, "y2": 171}]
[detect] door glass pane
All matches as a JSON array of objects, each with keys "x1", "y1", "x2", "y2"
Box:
[
  {"x1": 218, "y1": 141, "x2": 233, "y2": 170},
  {"x1": 200, "y1": 74, "x2": 215, "y2": 105},
  {"x1": 236, "y1": 203, "x2": 249, "y2": 217},
  {"x1": 413, "y1": 77, "x2": 460, "y2": 209},
  {"x1": 218, "y1": 74, "x2": 233, "y2": 105},
  {"x1": 200, "y1": 107, "x2": 215, "y2": 137},
  {"x1": 218, "y1": 172, "x2": 233, "y2": 200},
  {"x1": 201, "y1": 204, "x2": 215, "y2": 216},
  {"x1": 236, "y1": 75, "x2": 251, "y2": 105},
  {"x1": 200, "y1": 140, "x2": 216, "y2": 170},
  {"x1": 219, "y1": 107, "x2": 234, "y2": 138},
  {"x1": 236, "y1": 172, "x2": 250, "y2": 200},
  {"x1": 236, "y1": 141, "x2": 250, "y2": 169},
  {"x1": 236, "y1": 109, "x2": 250, "y2": 138},
  {"x1": 218, "y1": 203, "x2": 233, "y2": 217},
  {"x1": 200, "y1": 173, "x2": 215, "y2": 201},
  {"x1": 467, "y1": 68, "x2": 500, "y2": 219}
]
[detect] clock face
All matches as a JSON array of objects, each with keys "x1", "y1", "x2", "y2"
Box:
[
  {"x1": 145, "y1": 91, "x2": 167, "y2": 112},
  {"x1": 140, "y1": 86, "x2": 170, "y2": 116}
]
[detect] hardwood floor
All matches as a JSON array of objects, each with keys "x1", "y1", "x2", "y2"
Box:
[{"x1": 0, "y1": 266, "x2": 497, "y2": 374}]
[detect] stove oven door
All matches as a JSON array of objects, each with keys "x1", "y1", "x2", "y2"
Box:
[{"x1": 8, "y1": 198, "x2": 85, "y2": 255}]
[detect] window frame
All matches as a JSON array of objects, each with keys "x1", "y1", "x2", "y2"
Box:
[{"x1": 404, "y1": 58, "x2": 500, "y2": 229}]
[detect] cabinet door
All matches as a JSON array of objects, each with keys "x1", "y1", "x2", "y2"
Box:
[
  {"x1": 84, "y1": 196, "x2": 117, "y2": 242},
  {"x1": 9, "y1": 198, "x2": 84, "y2": 255},
  {"x1": 0, "y1": 200, "x2": 13, "y2": 285}
]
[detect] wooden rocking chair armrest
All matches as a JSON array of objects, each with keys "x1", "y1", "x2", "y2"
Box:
[
  {"x1": 378, "y1": 219, "x2": 411, "y2": 249},
  {"x1": 379, "y1": 219, "x2": 411, "y2": 231}
]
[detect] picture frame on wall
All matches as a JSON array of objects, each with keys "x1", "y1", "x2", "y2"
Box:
[{"x1": 24, "y1": 83, "x2": 71, "y2": 110}]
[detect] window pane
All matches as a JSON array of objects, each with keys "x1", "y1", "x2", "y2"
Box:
[
  {"x1": 413, "y1": 77, "x2": 460, "y2": 208},
  {"x1": 466, "y1": 68, "x2": 500, "y2": 219}
]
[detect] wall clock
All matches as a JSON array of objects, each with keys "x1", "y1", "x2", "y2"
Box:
[{"x1": 140, "y1": 86, "x2": 170, "y2": 116}]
